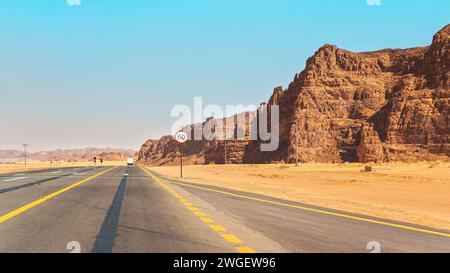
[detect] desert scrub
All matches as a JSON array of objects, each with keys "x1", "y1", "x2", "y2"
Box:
[{"x1": 428, "y1": 162, "x2": 440, "y2": 168}]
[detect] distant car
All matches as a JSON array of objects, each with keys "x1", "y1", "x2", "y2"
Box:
[{"x1": 127, "y1": 158, "x2": 134, "y2": 166}]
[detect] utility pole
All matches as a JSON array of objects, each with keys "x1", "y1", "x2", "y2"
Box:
[
  {"x1": 202, "y1": 145, "x2": 205, "y2": 165},
  {"x1": 224, "y1": 139, "x2": 227, "y2": 165},
  {"x1": 22, "y1": 144, "x2": 29, "y2": 167},
  {"x1": 295, "y1": 123, "x2": 299, "y2": 167}
]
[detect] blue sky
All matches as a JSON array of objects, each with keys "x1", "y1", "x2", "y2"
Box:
[{"x1": 0, "y1": 0, "x2": 448, "y2": 151}]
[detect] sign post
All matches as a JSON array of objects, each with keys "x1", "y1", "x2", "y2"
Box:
[
  {"x1": 174, "y1": 131, "x2": 188, "y2": 178},
  {"x1": 180, "y1": 144, "x2": 183, "y2": 178}
]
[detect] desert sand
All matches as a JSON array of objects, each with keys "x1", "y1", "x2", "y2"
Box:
[
  {"x1": 0, "y1": 161, "x2": 126, "y2": 174},
  {"x1": 151, "y1": 162, "x2": 450, "y2": 231}
]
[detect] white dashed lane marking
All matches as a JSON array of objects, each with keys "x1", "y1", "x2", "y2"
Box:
[{"x1": 2, "y1": 177, "x2": 27, "y2": 182}]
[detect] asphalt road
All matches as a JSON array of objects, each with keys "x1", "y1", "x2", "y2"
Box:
[{"x1": 0, "y1": 166, "x2": 449, "y2": 253}]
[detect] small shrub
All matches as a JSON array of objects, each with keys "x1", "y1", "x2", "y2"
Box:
[{"x1": 428, "y1": 162, "x2": 440, "y2": 169}]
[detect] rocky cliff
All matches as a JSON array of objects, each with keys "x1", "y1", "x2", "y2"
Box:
[
  {"x1": 138, "y1": 25, "x2": 450, "y2": 165},
  {"x1": 98, "y1": 152, "x2": 128, "y2": 162}
]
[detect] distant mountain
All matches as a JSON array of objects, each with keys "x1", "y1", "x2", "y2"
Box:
[
  {"x1": 138, "y1": 24, "x2": 450, "y2": 165},
  {"x1": 0, "y1": 150, "x2": 25, "y2": 162},
  {"x1": 0, "y1": 148, "x2": 137, "y2": 163}
]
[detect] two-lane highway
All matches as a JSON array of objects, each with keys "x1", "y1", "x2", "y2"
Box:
[
  {"x1": 0, "y1": 166, "x2": 449, "y2": 253},
  {"x1": 0, "y1": 167, "x2": 100, "y2": 194},
  {"x1": 0, "y1": 166, "x2": 268, "y2": 253}
]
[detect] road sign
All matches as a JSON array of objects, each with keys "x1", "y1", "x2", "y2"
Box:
[
  {"x1": 174, "y1": 131, "x2": 188, "y2": 178},
  {"x1": 175, "y1": 131, "x2": 188, "y2": 144}
]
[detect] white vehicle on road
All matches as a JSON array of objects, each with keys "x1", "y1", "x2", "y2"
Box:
[{"x1": 127, "y1": 158, "x2": 134, "y2": 166}]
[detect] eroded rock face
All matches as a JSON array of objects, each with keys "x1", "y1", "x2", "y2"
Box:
[
  {"x1": 98, "y1": 152, "x2": 126, "y2": 162},
  {"x1": 138, "y1": 25, "x2": 450, "y2": 165},
  {"x1": 282, "y1": 24, "x2": 449, "y2": 163},
  {"x1": 357, "y1": 125, "x2": 384, "y2": 164},
  {"x1": 137, "y1": 136, "x2": 205, "y2": 166}
]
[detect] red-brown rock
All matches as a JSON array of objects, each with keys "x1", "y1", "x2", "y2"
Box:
[{"x1": 138, "y1": 25, "x2": 450, "y2": 165}]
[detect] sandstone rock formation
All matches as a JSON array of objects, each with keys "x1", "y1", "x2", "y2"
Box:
[
  {"x1": 98, "y1": 152, "x2": 127, "y2": 162},
  {"x1": 138, "y1": 25, "x2": 450, "y2": 165}
]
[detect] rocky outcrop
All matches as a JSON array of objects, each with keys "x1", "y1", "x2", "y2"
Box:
[
  {"x1": 138, "y1": 25, "x2": 450, "y2": 165},
  {"x1": 357, "y1": 125, "x2": 384, "y2": 164},
  {"x1": 138, "y1": 136, "x2": 206, "y2": 166},
  {"x1": 98, "y1": 152, "x2": 126, "y2": 162}
]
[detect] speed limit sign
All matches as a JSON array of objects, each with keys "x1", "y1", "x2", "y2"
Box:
[
  {"x1": 175, "y1": 131, "x2": 188, "y2": 144},
  {"x1": 175, "y1": 131, "x2": 188, "y2": 178}
]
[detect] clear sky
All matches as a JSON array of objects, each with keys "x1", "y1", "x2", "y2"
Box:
[{"x1": 0, "y1": 0, "x2": 448, "y2": 151}]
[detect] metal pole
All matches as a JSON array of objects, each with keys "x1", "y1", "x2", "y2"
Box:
[
  {"x1": 180, "y1": 144, "x2": 183, "y2": 178},
  {"x1": 202, "y1": 146, "x2": 205, "y2": 165},
  {"x1": 224, "y1": 139, "x2": 227, "y2": 165},
  {"x1": 295, "y1": 124, "x2": 299, "y2": 167},
  {"x1": 23, "y1": 144, "x2": 29, "y2": 167}
]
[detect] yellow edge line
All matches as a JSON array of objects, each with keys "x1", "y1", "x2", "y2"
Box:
[
  {"x1": 210, "y1": 225, "x2": 227, "y2": 232},
  {"x1": 0, "y1": 166, "x2": 119, "y2": 224},
  {"x1": 221, "y1": 234, "x2": 242, "y2": 244},
  {"x1": 236, "y1": 246, "x2": 256, "y2": 253},
  {"x1": 141, "y1": 168, "x2": 256, "y2": 252},
  {"x1": 194, "y1": 211, "x2": 206, "y2": 217},
  {"x1": 201, "y1": 217, "x2": 215, "y2": 223},
  {"x1": 141, "y1": 168, "x2": 171, "y2": 189},
  {"x1": 169, "y1": 181, "x2": 450, "y2": 239}
]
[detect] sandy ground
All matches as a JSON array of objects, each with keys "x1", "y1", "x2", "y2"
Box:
[
  {"x1": 151, "y1": 162, "x2": 450, "y2": 231},
  {"x1": 0, "y1": 161, "x2": 126, "y2": 174}
]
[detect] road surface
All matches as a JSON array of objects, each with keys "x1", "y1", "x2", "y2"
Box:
[{"x1": 0, "y1": 166, "x2": 449, "y2": 253}]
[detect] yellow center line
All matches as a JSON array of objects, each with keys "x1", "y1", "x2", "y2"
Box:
[
  {"x1": 141, "y1": 167, "x2": 256, "y2": 253},
  {"x1": 0, "y1": 166, "x2": 119, "y2": 224},
  {"x1": 221, "y1": 234, "x2": 242, "y2": 244},
  {"x1": 210, "y1": 225, "x2": 227, "y2": 232},
  {"x1": 236, "y1": 246, "x2": 256, "y2": 253},
  {"x1": 193, "y1": 211, "x2": 206, "y2": 217},
  {"x1": 201, "y1": 217, "x2": 215, "y2": 223},
  {"x1": 170, "y1": 180, "x2": 450, "y2": 239}
]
